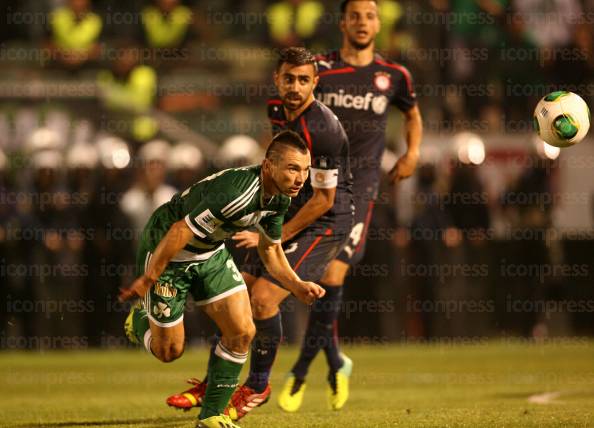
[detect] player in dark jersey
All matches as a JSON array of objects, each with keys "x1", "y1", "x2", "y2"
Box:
[
  {"x1": 118, "y1": 131, "x2": 326, "y2": 428},
  {"x1": 166, "y1": 47, "x2": 354, "y2": 421},
  {"x1": 278, "y1": 0, "x2": 423, "y2": 412}
]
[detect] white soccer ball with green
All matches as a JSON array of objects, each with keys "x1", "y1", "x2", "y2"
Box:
[{"x1": 533, "y1": 91, "x2": 590, "y2": 148}]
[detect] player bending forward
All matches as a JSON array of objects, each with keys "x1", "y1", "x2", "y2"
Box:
[
  {"x1": 119, "y1": 130, "x2": 325, "y2": 428},
  {"x1": 167, "y1": 46, "x2": 354, "y2": 420}
]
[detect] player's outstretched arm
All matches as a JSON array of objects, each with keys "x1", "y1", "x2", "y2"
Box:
[
  {"x1": 389, "y1": 105, "x2": 423, "y2": 183},
  {"x1": 118, "y1": 219, "x2": 194, "y2": 301},
  {"x1": 257, "y1": 232, "x2": 326, "y2": 304},
  {"x1": 281, "y1": 186, "x2": 336, "y2": 242}
]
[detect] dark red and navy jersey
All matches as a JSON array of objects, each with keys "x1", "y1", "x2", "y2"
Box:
[
  {"x1": 315, "y1": 50, "x2": 417, "y2": 194},
  {"x1": 267, "y1": 98, "x2": 353, "y2": 231}
]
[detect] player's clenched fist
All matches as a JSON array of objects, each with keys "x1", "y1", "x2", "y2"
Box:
[
  {"x1": 389, "y1": 150, "x2": 419, "y2": 183},
  {"x1": 118, "y1": 275, "x2": 154, "y2": 302},
  {"x1": 293, "y1": 281, "x2": 326, "y2": 305}
]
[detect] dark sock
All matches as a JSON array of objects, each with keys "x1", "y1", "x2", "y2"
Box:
[
  {"x1": 291, "y1": 377, "x2": 305, "y2": 395},
  {"x1": 245, "y1": 313, "x2": 282, "y2": 393},
  {"x1": 323, "y1": 291, "x2": 344, "y2": 375},
  {"x1": 292, "y1": 285, "x2": 343, "y2": 380}
]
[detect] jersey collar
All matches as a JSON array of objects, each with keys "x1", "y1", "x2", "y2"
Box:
[
  {"x1": 285, "y1": 98, "x2": 316, "y2": 125},
  {"x1": 259, "y1": 169, "x2": 275, "y2": 208},
  {"x1": 333, "y1": 49, "x2": 380, "y2": 69}
]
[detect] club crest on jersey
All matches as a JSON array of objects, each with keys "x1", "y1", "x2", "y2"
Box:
[{"x1": 374, "y1": 72, "x2": 392, "y2": 92}]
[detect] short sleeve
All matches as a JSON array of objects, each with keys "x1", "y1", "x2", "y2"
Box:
[
  {"x1": 390, "y1": 65, "x2": 417, "y2": 112},
  {"x1": 184, "y1": 176, "x2": 252, "y2": 238},
  {"x1": 256, "y1": 213, "x2": 284, "y2": 243},
  {"x1": 306, "y1": 114, "x2": 347, "y2": 189},
  {"x1": 185, "y1": 199, "x2": 225, "y2": 239},
  {"x1": 256, "y1": 197, "x2": 290, "y2": 243}
]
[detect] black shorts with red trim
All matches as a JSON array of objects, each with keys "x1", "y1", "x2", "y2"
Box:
[
  {"x1": 335, "y1": 194, "x2": 376, "y2": 266},
  {"x1": 241, "y1": 225, "x2": 348, "y2": 287}
]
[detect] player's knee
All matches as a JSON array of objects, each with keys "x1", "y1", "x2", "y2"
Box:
[
  {"x1": 224, "y1": 321, "x2": 255, "y2": 354},
  {"x1": 321, "y1": 261, "x2": 349, "y2": 286},
  {"x1": 250, "y1": 293, "x2": 278, "y2": 319},
  {"x1": 244, "y1": 320, "x2": 256, "y2": 342},
  {"x1": 321, "y1": 270, "x2": 345, "y2": 286},
  {"x1": 235, "y1": 320, "x2": 256, "y2": 349},
  {"x1": 154, "y1": 342, "x2": 184, "y2": 363},
  {"x1": 170, "y1": 342, "x2": 185, "y2": 360}
]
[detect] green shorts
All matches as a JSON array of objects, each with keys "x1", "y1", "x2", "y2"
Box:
[{"x1": 136, "y1": 244, "x2": 246, "y2": 328}]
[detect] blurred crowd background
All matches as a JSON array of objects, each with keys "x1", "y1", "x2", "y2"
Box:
[{"x1": 1, "y1": 0, "x2": 594, "y2": 350}]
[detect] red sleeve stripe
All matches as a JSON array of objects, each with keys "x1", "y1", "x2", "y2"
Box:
[
  {"x1": 270, "y1": 119, "x2": 286, "y2": 125},
  {"x1": 319, "y1": 67, "x2": 356, "y2": 77},
  {"x1": 300, "y1": 116, "x2": 313, "y2": 151},
  {"x1": 267, "y1": 99, "x2": 283, "y2": 105},
  {"x1": 374, "y1": 59, "x2": 414, "y2": 95}
]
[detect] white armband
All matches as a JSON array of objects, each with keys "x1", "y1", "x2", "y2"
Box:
[{"x1": 310, "y1": 167, "x2": 338, "y2": 189}]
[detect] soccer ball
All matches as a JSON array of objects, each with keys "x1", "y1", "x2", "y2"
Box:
[{"x1": 533, "y1": 91, "x2": 590, "y2": 148}]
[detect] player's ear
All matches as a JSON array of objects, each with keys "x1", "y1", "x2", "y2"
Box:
[
  {"x1": 313, "y1": 74, "x2": 319, "y2": 88},
  {"x1": 262, "y1": 156, "x2": 274, "y2": 174}
]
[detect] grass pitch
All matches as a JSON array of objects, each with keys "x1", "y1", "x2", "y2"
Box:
[{"x1": 1, "y1": 340, "x2": 593, "y2": 427}]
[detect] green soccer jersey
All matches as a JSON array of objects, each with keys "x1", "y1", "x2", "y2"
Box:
[{"x1": 142, "y1": 165, "x2": 290, "y2": 262}]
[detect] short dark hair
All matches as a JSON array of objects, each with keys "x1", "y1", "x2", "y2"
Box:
[
  {"x1": 276, "y1": 47, "x2": 318, "y2": 75},
  {"x1": 265, "y1": 130, "x2": 309, "y2": 161},
  {"x1": 340, "y1": 0, "x2": 378, "y2": 16}
]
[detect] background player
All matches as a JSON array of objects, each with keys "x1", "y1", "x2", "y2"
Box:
[
  {"x1": 119, "y1": 130, "x2": 326, "y2": 428},
  {"x1": 278, "y1": 0, "x2": 424, "y2": 412},
  {"x1": 166, "y1": 47, "x2": 353, "y2": 421}
]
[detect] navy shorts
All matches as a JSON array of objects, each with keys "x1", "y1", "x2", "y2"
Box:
[
  {"x1": 335, "y1": 195, "x2": 376, "y2": 266},
  {"x1": 241, "y1": 226, "x2": 348, "y2": 288}
]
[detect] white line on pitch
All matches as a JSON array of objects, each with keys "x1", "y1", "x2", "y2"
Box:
[{"x1": 527, "y1": 391, "x2": 562, "y2": 404}]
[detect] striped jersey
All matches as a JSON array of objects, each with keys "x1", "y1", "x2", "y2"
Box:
[{"x1": 146, "y1": 165, "x2": 290, "y2": 261}]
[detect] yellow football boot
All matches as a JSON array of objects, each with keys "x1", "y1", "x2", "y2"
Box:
[
  {"x1": 124, "y1": 300, "x2": 143, "y2": 345},
  {"x1": 196, "y1": 414, "x2": 241, "y2": 428},
  {"x1": 277, "y1": 374, "x2": 306, "y2": 412},
  {"x1": 327, "y1": 353, "x2": 353, "y2": 411}
]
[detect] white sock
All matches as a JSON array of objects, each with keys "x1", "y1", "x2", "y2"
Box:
[{"x1": 143, "y1": 330, "x2": 153, "y2": 354}]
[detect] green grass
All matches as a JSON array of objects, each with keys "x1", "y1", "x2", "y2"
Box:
[{"x1": 1, "y1": 341, "x2": 594, "y2": 427}]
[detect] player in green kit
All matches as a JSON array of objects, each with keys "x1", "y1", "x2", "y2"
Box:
[{"x1": 118, "y1": 130, "x2": 325, "y2": 428}]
